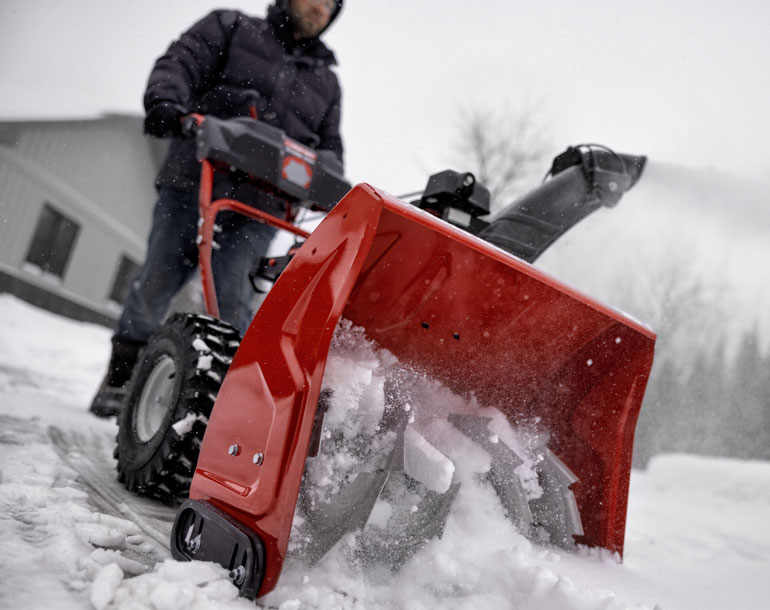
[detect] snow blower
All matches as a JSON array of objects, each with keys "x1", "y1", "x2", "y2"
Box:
[{"x1": 114, "y1": 115, "x2": 655, "y2": 599}]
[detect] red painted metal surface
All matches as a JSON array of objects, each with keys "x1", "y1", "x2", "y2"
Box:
[
  {"x1": 197, "y1": 159, "x2": 310, "y2": 318},
  {"x1": 190, "y1": 184, "x2": 655, "y2": 596}
]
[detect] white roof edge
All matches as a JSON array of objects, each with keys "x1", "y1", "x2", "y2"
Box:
[{"x1": 0, "y1": 111, "x2": 142, "y2": 123}]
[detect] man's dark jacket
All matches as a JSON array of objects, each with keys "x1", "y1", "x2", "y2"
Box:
[{"x1": 145, "y1": 5, "x2": 343, "y2": 194}]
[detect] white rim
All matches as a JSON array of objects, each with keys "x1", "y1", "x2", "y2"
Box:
[{"x1": 135, "y1": 355, "x2": 177, "y2": 442}]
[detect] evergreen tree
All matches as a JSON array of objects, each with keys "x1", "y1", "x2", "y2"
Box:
[
  {"x1": 759, "y1": 337, "x2": 770, "y2": 459},
  {"x1": 686, "y1": 348, "x2": 719, "y2": 455},
  {"x1": 704, "y1": 338, "x2": 730, "y2": 456},
  {"x1": 729, "y1": 325, "x2": 765, "y2": 459}
]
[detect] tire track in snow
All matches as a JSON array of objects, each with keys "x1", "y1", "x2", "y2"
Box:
[{"x1": 47, "y1": 426, "x2": 176, "y2": 559}]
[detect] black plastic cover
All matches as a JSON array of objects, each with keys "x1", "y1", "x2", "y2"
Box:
[
  {"x1": 419, "y1": 170, "x2": 491, "y2": 217},
  {"x1": 171, "y1": 498, "x2": 266, "y2": 600},
  {"x1": 250, "y1": 253, "x2": 295, "y2": 288},
  {"x1": 196, "y1": 116, "x2": 351, "y2": 211}
]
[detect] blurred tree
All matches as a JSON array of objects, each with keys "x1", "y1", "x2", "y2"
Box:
[
  {"x1": 622, "y1": 244, "x2": 730, "y2": 467},
  {"x1": 634, "y1": 357, "x2": 682, "y2": 467},
  {"x1": 452, "y1": 103, "x2": 552, "y2": 213},
  {"x1": 763, "y1": 338, "x2": 770, "y2": 459},
  {"x1": 632, "y1": 248, "x2": 724, "y2": 357}
]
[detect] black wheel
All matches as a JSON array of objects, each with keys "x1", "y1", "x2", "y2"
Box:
[{"x1": 115, "y1": 313, "x2": 240, "y2": 503}]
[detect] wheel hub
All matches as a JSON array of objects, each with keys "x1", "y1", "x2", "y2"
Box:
[{"x1": 135, "y1": 355, "x2": 177, "y2": 442}]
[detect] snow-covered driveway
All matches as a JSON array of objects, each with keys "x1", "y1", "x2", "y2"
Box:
[{"x1": 1, "y1": 294, "x2": 768, "y2": 610}]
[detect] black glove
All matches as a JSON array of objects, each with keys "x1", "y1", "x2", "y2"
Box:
[{"x1": 143, "y1": 102, "x2": 188, "y2": 138}]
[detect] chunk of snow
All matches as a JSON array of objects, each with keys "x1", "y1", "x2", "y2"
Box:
[
  {"x1": 89, "y1": 548, "x2": 146, "y2": 576},
  {"x1": 149, "y1": 581, "x2": 194, "y2": 610},
  {"x1": 76, "y1": 522, "x2": 126, "y2": 549},
  {"x1": 403, "y1": 426, "x2": 455, "y2": 494},
  {"x1": 172, "y1": 412, "x2": 208, "y2": 437},
  {"x1": 192, "y1": 338, "x2": 210, "y2": 353},
  {"x1": 90, "y1": 563, "x2": 123, "y2": 610},
  {"x1": 197, "y1": 354, "x2": 213, "y2": 370},
  {"x1": 156, "y1": 559, "x2": 228, "y2": 585}
]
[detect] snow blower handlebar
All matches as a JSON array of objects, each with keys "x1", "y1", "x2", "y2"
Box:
[
  {"x1": 196, "y1": 159, "x2": 312, "y2": 318},
  {"x1": 188, "y1": 114, "x2": 352, "y2": 318}
]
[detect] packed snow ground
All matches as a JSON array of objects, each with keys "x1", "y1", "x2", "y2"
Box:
[{"x1": 1, "y1": 294, "x2": 769, "y2": 610}]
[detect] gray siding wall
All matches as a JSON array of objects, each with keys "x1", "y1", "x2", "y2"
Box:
[
  {"x1": 4, "y1": 116, "x2": 160, "y2": 236},
  {"x1": 0, "y1": 115, "x2": 167, "y2": 322}
]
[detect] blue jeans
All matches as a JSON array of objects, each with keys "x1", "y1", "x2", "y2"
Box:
[{"x1": 116, "y1": 187, "x2": 276, "y2": 342}]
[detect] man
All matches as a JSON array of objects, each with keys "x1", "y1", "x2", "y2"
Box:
[{"x1": 90, "y1": 0, "x2": 344, "y2": 417}]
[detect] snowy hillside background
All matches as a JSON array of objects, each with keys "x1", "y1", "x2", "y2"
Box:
[{"x1": 1, "y1": 294, "x2": 770, "y2": 610}]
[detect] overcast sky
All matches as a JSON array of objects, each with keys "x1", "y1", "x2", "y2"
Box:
[
  {"x1": 2, "y1": 0, "x2": 769, "y2": 339},
  {"x1": 2, "y1": 0, "x2": 770, "y2": 191}
]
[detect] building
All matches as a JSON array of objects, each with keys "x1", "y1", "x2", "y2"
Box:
[{"x1": 0, "y1": 114, "x2": 168, "y2": 326}]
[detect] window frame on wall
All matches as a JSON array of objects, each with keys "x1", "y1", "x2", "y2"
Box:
[
  {"x1": 25, "y1": 202, "x2": 81, "y2": 279},
  {"x1": 108, "y1": 254, "x2": 141, "y2": 305}
]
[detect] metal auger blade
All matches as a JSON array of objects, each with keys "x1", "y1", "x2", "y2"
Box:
[
  {"x1": 358, "y1": 423, "x2": 461, "y2": 571},
  {"x1": 301, "y1": 467, "x2": 392, "y2": 564},
  {"x1": 448, "y1": 414, "x2": 534, "y2": 535},
  {"x1": 365, "y1": 424, "x2": 461, "y2": 571},
  {"x1": 302, "y1": 419, "x2": 463, "y2": 569},
  {"x1": 529, "y1": 447, "x2": 584, "y2": 549},
  {"x1": 299, "y1": 420, "x2": 409, "y2": 564},
  {"x1": 360, "y1": 478, "x2": 461, "y2": 572}
]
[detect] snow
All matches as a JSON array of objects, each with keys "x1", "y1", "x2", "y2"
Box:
[
  {"x1": 194, "y1": 337, "x2": 215, "y2": 351},
  {"x1": 91, "y1": 564, "x2": 124, "y2": 610},
  {"x1": 171, "y1": 413, "x2": 209, "y2": 438},
  {"x1": 1, "y1": 293, "x2": 770, "y2": 609},
  {"x1": 403, "y1": 426, "x2": 456, "y2": 494},
  {"x1": 197, "y1": 355, "x2": 213, "y2": 371}
]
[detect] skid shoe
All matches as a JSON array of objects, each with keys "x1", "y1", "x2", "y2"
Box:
[{"x1": 171, "y1": 499, "x2": 266, "y2": 599}]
